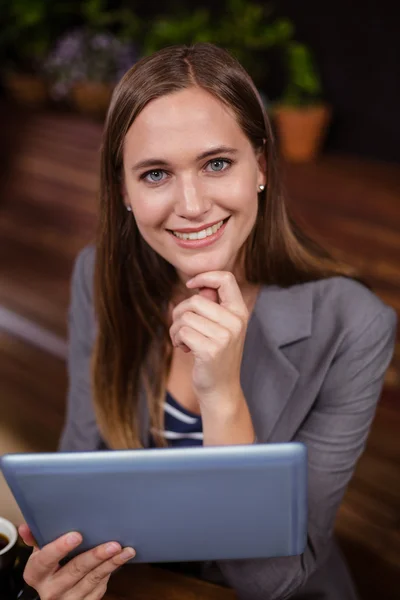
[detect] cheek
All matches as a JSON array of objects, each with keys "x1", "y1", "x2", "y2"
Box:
[
  {"x1": 228, "y1": 173, "x2": 258, "y2": 219},
  {"x1": 129, "y1": 189, "x2": 171, "y2": 229}
]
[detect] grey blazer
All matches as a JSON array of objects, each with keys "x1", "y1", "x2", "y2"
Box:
[{"x1": 59, "y1": 245, "x2": 397, "y2": 600}]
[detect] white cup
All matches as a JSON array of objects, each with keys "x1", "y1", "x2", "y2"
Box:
[
  {"x1": 0, "y1": 517, "x2": 18, "y2": 555},
  {"x1": 0, "y1": 517, "x2": 18, "y2": 574}
]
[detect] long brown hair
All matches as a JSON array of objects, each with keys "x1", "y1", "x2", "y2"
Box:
[{"x1": 92, "y1": 42, "x2": 363, "y2": 450}]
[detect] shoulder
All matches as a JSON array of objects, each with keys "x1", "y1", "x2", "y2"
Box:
[
  {"x1": 70, "y1": 244, "x2": 96, "y2": 302},
  {"x1": 68, "y1": 244, "x2": 96, "y2": 336},
  {"x1": 256, "y1": 276, "x2": 397, "y2": 350},
  {"x1": 72, "y1": 243, "x2": 96, "y2": 283},
  {"x1": 312, "y1": 276, "x2": 397, "y2": 337}
]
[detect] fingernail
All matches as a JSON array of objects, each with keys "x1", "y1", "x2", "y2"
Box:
[
  {"x1": 120, "y1": 547, "x2": 136, "y2": 560},
  {"x1": 66, "y1": 533, "x2": 81, "y2": 546},
  {"x1": 105, "y1": 542, "x2": 120, "y2": 555}
]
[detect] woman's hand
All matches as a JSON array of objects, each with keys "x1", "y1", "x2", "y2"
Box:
[
  {"x1": 169, "y1": 271, "x2": 249, "y2": 411},
  {"x1": 19, "y1": 524, "x2": 135, "y2": 600}
]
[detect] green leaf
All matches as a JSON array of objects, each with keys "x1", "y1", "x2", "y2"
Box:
[{"x1": 280, "y1": 41, "x2": 322, "y2": 106}]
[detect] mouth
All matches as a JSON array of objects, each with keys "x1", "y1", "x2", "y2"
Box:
[{"x1": 167, "y1": 217, "x2": 230, "y2": 249}]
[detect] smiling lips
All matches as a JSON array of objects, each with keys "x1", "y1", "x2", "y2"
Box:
[
  {"x1": 168, "y1": 217, "x2": 230, "y2": 248},
  {"x1": 172, "y1": 219, "x2": 225, "y2": 240}
]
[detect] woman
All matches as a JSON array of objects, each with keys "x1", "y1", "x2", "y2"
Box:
[{"x1": 19, "y1": 43, "x2": 397, "y2": 600}]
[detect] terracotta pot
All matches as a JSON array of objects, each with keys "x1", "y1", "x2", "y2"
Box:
[
  {"x1": 3, "y1": 73, "x2": 48, "y2": 108},
  {"x1": 71, "y1": 82, "x2": 113, "y2": 118},
  {"x1": 273, "y1": 104, "x2": 332, "y2": 162}
]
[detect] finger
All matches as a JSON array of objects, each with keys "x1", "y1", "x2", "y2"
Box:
[
  {"x1": 168, "y1": 309, "x2": 191, "y2": 352},
  {"x1": 175, "y1": 324, "x2": 218, "y2": 359},
  {"x1": 177, "y1": 342, "x2": 191, "y2": 353},
  {"x1": 62, "y1": 547, "x2": 136, "y2": 600},
  {"x1": 51, "y1": 541, "x2": 125, "y2": 593},
  {"x1": 172, "y1": 334, "x2": 191, "y2": 353},
  {"x1": 26, "y1": 531, "x2": 83, "y2": 584},
  {"x1": 172, "y1": 294, "x2": 243, "y2": 332},
  {"x1": 19, "y1": 524, "x2": 39, "y2": 552},
  {"x1": 187, "y1": 272, "x2": 245, "y2": 314},
  {"x1": 170, "y1": 311, "x2": 230, "y2": 347},
  {"x1": 198, "y1": 287, "x2": 218, "y2": 303}
]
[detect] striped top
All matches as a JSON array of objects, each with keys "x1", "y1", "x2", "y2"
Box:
[{"x1": 149, "y1": 392, "x2": 203, "y2": 448}]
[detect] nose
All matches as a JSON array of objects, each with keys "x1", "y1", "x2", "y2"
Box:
[{"x1": 174, "y1": 177, "x2": 211, "y2": 219}]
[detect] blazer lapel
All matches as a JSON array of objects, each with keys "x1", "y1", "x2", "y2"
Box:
[{"x1": 241, "y1": 283, "x2": 313, "y2": 442}]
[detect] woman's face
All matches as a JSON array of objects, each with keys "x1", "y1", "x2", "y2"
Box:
[{"x1": 122, "y1": 86, "x2": 266, "y2": 283}]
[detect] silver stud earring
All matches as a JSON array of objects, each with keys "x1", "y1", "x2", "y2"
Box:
[
  {"x1": 258, "y1": 184, "x2": 265, "y2": 192},
  {"x1": 126, "y1": 206, "x2": 132, "y2": 211}
]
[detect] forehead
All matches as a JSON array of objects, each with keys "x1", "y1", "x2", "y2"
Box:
[{"x1": 124, "y1": 87, "x2": 249, "y2": 157}]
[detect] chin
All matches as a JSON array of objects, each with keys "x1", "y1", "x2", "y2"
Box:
[{"x1": 175, "y1": 254, "x2": 235, "y2": 279}]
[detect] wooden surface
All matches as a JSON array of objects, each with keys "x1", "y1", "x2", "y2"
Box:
[
  {"x1": 0, "y1": 103, "x2": 399, "y2": 599},
  {"x1": 105, "y1": 565, "x2": 236, "y2": 600}
]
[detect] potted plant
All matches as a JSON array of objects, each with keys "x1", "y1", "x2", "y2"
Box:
[
  {"x1": 44, "y1": 28, "x2": 137, "y2": 118},
  {"x1": 43, "y1": 0, "x2": 140, "y2": 118},
  {"x1": 273, "y1": 41, "x2": 331, "y2": 162}
]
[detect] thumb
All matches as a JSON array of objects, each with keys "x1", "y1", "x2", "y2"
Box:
[
  {"x1": 198, "y1": 287, "x2": 219, "y2": 303},
  {"x1": 18, "y1": 524, "x2": 39, "y2": 553}
]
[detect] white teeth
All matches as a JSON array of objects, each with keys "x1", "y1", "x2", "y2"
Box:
[{"x1": 172, "y1": 219, "x2": 225, "y2": 240}]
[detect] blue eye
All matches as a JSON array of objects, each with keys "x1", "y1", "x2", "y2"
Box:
[
  {"x1": 144, "y1": 170, "x2": 165, "y2": 183},
  {"x1": 208, "y1": 159, "x2": 231, "y2": 172},
  {"x1": 208, "y1": 158, "x2": 229, "y2": 171}
]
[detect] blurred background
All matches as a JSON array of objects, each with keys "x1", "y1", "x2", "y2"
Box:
[{"x1": 0, "y1": 1, "x2": 399, "y2": 598}]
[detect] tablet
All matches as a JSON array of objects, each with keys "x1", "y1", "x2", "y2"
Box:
[{"x1": 0, "y1": 443, "x2": 307, "y2": 563}]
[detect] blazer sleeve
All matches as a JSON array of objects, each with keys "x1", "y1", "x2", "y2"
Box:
[
  {"x1": 217, "y1": 306, "x2": 398, "y2": 600},
  {"x1": 58, "y1": 246, "x2": 103, "y2": 452}
]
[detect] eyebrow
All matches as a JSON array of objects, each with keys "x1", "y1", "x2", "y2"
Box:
[{"x1": 130, "y1": 145, "x2": 239, "y2": 172}]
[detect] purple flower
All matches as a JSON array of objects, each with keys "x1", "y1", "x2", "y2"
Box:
[
  {"x1": 43, "y1": 27, "x2": 139, "y2": 93},
  {"x1": 91, "y1": 33, "x2": 113, "y2": 50}
]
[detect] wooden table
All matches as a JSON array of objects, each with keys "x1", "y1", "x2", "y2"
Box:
[{"x1": 105, "y1": 564, "x2": 237, "y2": 600}]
